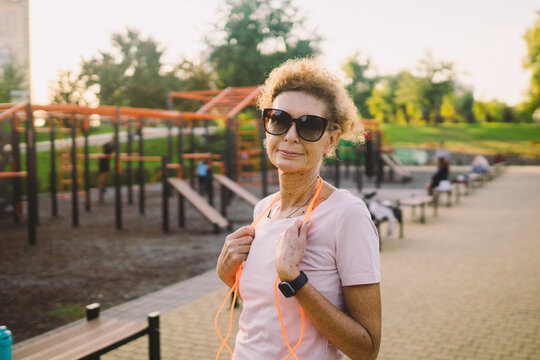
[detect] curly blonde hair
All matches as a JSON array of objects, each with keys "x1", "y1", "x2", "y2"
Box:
[{"x1": 258, "y1": 57, "x2": 364, "y2": 142}]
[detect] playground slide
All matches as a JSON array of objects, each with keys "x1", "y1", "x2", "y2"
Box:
[
  {"x1": 167, "y1": 178, "x2": 229, "y2": 229},
  {"x1": 213, "y1": 174, "x2": 260, "y2": 206},
  {"x1": 388, "y1": 153, "x2": 412, "y2": 178},
  {"x1": 382, "y1": 153, "x2": 412, "y2": 181}
]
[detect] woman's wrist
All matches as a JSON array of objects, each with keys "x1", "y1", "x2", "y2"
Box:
[{"x1": 277, "y1": 266, "x2": 301, "y2": 282}]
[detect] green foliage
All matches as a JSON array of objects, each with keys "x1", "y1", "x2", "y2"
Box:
[
  {"x1": 342, "y1": 52, "x2": 378, "y2": 118},
  {"x1": 49, "y1": 69, "x2": 89, "y2": 105},
  {"x1": 167, "y1": 58, "x2": 215, "y2": 111},
  {"x1": 79, "y1": 28, "x2": 170, "y2": 108},
  {"x1": 523, "y1": 11, "x2": 540, "y2": 119},
  {"x1": 207, "y1": 0, "x2": 319, "y2": 87},
  {"x1": 0, "y1": 59, "x2": 26, "y2": 102},
  {"x1": 454, "y1": 91, "x2": 475, "y2": 123}
]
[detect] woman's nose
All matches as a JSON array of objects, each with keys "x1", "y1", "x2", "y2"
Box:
[{"x1": 283, "y1": 123, "x2": 300, "y2": 142}]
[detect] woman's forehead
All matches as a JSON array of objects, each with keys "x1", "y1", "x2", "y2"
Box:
[{"x1": 272, "y1": 91, "x2": 326, "y2": 118}]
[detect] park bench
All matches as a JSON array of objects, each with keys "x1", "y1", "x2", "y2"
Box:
[
  {"x1": 13, "y1": 303, "x2": 160, "y2": 360},
  {"x1": 398, "y1": 195, "x2": 438, "y2": 224},
  {"x1": 433, "y1": 182, "x2": 458, "y2": 207}
]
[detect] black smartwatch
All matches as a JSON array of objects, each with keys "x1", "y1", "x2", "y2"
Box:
[{"x1": 278, "y1": 271, "x2": 308, "y2": 298}]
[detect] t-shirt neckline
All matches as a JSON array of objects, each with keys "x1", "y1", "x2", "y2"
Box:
[{"x1": 265, "y1": 188, "x2": 345, "y2": 222}]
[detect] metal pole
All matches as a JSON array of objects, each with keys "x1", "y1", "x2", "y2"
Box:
[
  {"x1": 207, "y1": 162, "x2": 213, "y2": 206},
  {"x1": 148, "y1": 312, "x2": 161, "y2": 360},
  {"x1": 189, "y1": 121, "x2": 195, "y2": 188},
  {"x1": 126, "y1": 119, "x2": 133, "y2": 205},
  {"x1": 161, "y1": 156, "x2": 169, "y2": 232},
  {"x1": 334, "y1": 148, "x2": 340, "y2": 188},
  {"x1": 177, "y1": 116, "x2": 184, "y2": 176},
  {"x1": 375, "y1": 132, "x2": 383, "y2": 189},
  {"x1": 167, "y1": 121, "x2": 173, "y2": 164},
  {"x1": 355, "y1": 144, "x2": 363, "y2": 193},
  {"x1": 114, "y1": 108, "x2": 122, "y2": 230},
  {"x1": 178, "y1": 192, "x2": 185, "y2": 228},
  {"x1": 204, "y1": 119, "x2": 210, "y2": 153},
  {"x1": 83, "y1": 118, "x2": 90, "y2": 212},
  {"x1": 138, "y1": 118, "x2": 145, "y2": 215},
  {"x1": 11, "y1": 116, "x2": 22, "y2": 223},
  {"x1": 49, "y1": 117, "x2": 57, "y2": 217},
  {"x1": 225, "y1": 117, "x2": 233, "y2": 180},
  {"x1": 71, "y1": 113, "x2": 79, "y2": 227},
  {"x1": 26, "y1": 104, "x2": 37, "y2": 245}
]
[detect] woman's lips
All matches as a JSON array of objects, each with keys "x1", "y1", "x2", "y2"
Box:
[{"x1": 278, "y1": 150, "x2": 301, "y2": 157}]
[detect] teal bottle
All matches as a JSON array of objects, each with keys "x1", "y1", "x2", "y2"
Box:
[{"x1": 0, "y1": 326, "x2": 12, "y2": 360}]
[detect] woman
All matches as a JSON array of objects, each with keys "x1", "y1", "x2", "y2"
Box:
[
  {"x1": 217, "y1": 58, "x2": 381, "y2": 360},
  {"x1": 426, "y1": 156, "x2": 450, "y2": 196}
]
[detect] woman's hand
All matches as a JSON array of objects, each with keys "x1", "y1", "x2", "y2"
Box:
[
  {"x1": 216, "y1": 226, "x2": 255, "y2": 287},
  {"x1": 275, "y1": 220, "x2": 312, "y2": 281}
]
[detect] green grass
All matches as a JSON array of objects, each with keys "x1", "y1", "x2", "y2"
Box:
[
  {"x1": 37, "y1": 303, "x2": 85, "y2": 322},
  {"x1": 381, "y1": 123, "x2": 540, "y2": 158},
  {"x1": 34, "y1": 124, "x2": 116, "y2": 142}
]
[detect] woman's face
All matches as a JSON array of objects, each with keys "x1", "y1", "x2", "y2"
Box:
[{"x1": 265, "y1": 91, "x2": 340, "y2": 175}]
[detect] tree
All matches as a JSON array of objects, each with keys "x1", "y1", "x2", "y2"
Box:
[
  {"x1": 454, "y1": 91, "x2": 476, "y2": 123},
  {"x1": 367, "y1": 71, "x2": 410, "y2": 123},
  {"x1": 166, "y1": 57, "x2": 216, "y2": 112},
  {"x1": 342, "y1": 52, "x2": 378, "y2": 118},
  {"x1": 0, "y1": 59, "x2": 26, "y2": 102},
  {"x1": 49, "y1": 69, "x2": 92, "y2": 105},
  {"x1": 413, "y1": 52, "x2": 455, "y2": 123},
  {"x1": 522, "y1": 11, "x2": 540, "y2": 122},
  {"x1": 79, "y1": 28, "x2": 170, "y2": 108},
  {"x1": 207, "y1": 0, "x2": 319, "y2": 87}
]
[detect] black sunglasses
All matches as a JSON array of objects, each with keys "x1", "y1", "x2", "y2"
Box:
[{"x1": 262, "y1": 108, "x2": 328, "y2": 142}]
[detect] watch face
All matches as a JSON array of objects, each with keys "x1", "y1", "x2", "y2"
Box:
[{"x1": 278, "y1": 282, "x2": 296, "y2": 298}]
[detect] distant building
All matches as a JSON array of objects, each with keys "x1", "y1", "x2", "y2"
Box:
[{"x1": 0, "y1": 0, "x2": 30, "y2": 89}]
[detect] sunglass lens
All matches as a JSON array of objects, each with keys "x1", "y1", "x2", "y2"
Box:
[
  {"x1": 265, "y1": 109, "x2": 291, "y2": 135},
  {"x1": 297, "y1": 116, "x2": 325, "y2": 141}
]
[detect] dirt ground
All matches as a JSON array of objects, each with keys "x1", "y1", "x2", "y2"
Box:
[{"x1": 0, "y1": 181, "x2": 262, "y2": 343}]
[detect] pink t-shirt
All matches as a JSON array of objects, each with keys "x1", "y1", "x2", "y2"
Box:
[{"x1": 233, "y1": 189, "x2": 381, "y2": 360}]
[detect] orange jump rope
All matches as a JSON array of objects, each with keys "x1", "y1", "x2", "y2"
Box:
[{"x1": 214, "y1": 177, "x2": 323, "y2": 360}]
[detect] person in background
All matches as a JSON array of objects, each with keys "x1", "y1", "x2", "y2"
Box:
[
  {"x1": 470, "y1": 154, "x2": 490, "y2": 174},
  {"x1": 216, "y1": 58, "x2": 381, "y2": 360},
  {"x1": 97, "y1": 136, "x2": 115, "y2": 203},
  {"x1": 434, "y1": 141, "x2": 450, "y2": 163},
  {"x1": 196, "y1": 159, "x2": 208, "y2": 195},
  {"x1": 426, "y1": 156, "x2": 450, "y2": 196}
]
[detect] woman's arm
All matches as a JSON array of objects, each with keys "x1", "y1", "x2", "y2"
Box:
[
  {"x1": 275, "y1": 220, "x2": 381, "y2": 360},
  {"x1": 295, "y1": 282, "x2": 381, "y2": 360}
]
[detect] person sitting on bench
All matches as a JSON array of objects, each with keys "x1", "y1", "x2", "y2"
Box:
[
  {"x1": 470, "y1": 154, "x2": 490, "y2": 174},
  {"x1": 426, "y1": 156, "x2": 449, "y2": 196}
]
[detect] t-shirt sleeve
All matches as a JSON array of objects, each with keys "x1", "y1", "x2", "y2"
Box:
[{"x1": 334, "y1": 200, "x2": 381, "y2": 286}]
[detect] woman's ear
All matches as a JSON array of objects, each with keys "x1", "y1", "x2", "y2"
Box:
[{"x1": 327, "y1": 129, "x2": 341, "y2": 153}]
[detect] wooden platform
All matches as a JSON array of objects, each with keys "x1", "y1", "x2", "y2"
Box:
[
  {"x1": 213, "y1": 174, "x2": 260, "y2": 206},
  {"x1": 167, "y1": 178, "x2": 229, "y2": 230}
]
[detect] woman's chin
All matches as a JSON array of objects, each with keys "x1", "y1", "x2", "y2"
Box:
[{"x1": 275, "y1": 161, "x2": 307, "y2": 174}]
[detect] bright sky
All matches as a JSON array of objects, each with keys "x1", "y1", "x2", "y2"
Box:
[{"x1": 30, "y1": 0, "x2": 539, "y2": 106}]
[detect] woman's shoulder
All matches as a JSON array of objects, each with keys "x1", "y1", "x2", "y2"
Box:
[
  {"x1": 322, "y1": 189, "x2": 370, "y2": 217},
  {"x1": 254, "y1": 192, "x2": 279, "y2": 216}
]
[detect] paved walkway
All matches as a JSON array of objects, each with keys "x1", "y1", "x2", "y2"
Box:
[{"x1": 20, "y1": 167, "x2": 540, "y2": 359}]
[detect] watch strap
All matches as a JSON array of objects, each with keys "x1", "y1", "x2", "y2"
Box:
[{"x1": 279, "y1": 271, "x2": 308, "y2": 297}]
